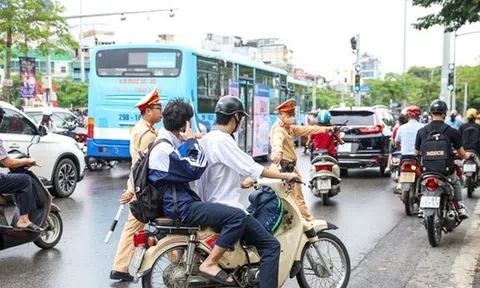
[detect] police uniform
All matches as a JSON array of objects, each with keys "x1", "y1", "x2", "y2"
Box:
[
  {"x1": 111, "y1": 88, "x2": 161, "y2": 278},
  {"x1": 270, "y1": 99, "x2": 329, "y2": 221}
]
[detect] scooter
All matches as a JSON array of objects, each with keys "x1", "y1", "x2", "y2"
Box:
[
  {"x1": 0, "y1": 135, "x2": 63, "y2": 250},
  {"x1": 130, "y1": 178, "x2": 351, "y2": 288},
  {"x1": 462, "y1": 151, "x2": 479, "y2": 198},
  {"x1": 309, "y1": 149, "x2": 341, "y2": 206},
  {"x1": 391, "y1": 151, "x2": 402, "y2": 183},
  {"x1": 398, "y1": 157, "x2": 422, "y2": 216}
]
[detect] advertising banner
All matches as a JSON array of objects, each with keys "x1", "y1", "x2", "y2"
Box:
[
  {"x1": 19, "y1": 57, "x2": 36, "y2": 99},
  {"x1": 252, "y1": 83, "x2": 270, "y2": 157}
]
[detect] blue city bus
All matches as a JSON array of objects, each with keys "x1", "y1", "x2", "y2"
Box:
[{"x1": 86, "y1": 44, "x2": 299, "y2": 160}]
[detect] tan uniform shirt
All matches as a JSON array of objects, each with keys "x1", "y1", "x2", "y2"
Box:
[
  {"x1": 270, "y1": 120, "x2": 327, "y2": 162},
  {"x1": 126, "y1": 118, "x2": 157, "y2": 193}
]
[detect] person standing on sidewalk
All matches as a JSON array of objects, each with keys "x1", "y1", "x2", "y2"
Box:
[
  {"x1": 110, "y1": 88, "x2": 163, "y2": 282},
  {"x1": 270, "y1": 99, "x2": 335, "y2": 221}
]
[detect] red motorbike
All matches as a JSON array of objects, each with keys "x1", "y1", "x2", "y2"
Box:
[{"x1": 398, "y1": 157, "x2": 422, "y2": 215}]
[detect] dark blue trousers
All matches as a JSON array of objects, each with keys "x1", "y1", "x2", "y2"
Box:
[
  {"x1": 0, "y1": 173, "x2": 35, "y2": 215},
  {"x1": 242, "y1": 215, "x2": 280, "y2": 288},
  {"x1": 183, "y1": 201, "x2": 247, "y2": 249}
]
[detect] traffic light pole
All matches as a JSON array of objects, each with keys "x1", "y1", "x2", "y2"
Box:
[{"x1": 355, "y1": 34, "x2": 361, "y2": 106}]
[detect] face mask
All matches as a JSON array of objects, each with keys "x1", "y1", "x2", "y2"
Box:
[{"x1": 283, "y1": 116, "x2": 295, "y2": 125}]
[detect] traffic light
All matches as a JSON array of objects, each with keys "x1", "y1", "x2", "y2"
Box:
[
  {"x1": 350, "y1": 36, "x2": 357, "y2": 50},
  {"x1": 354, "y1": 74, "x2": 361, "y2": 92},
  {"x1": 447, "y1": 72, "x2": 454, "y2": 91}
]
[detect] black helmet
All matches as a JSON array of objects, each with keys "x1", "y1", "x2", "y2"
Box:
[
  {"x1": 215, "y1": 96, "x2": 250, "y2": 117},
  {"x1": 429, "y1": 100, "x2": 448, "y2": 114}
]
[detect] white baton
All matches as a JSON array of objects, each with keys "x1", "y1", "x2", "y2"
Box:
[{"x1": 104, "y1": 204, "x2": 125, "y2": 244}]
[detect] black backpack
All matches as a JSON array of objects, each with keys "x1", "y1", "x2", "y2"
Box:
[
  {"x1": 420, "y1": 125, "x2": 454, "y2": 175},
  {"x1": 129, "y1": 138, "x2": 172, "y2": 223},
  {"x1": 462, "y1": 125, "x2": 480, "y2": 151}
]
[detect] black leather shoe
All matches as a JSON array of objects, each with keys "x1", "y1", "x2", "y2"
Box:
[{"x1": 110, "y1": 271, "x2": 134, "y2": 282}]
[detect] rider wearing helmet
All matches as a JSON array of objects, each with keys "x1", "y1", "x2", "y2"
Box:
[
  {"x1": 40, "y1": 106, "x2": 58, "y2": 132},
  {"x1": 196, "y1": 95, "x2": 299, "y2": 288},
  {"x1": 458, "y1": 108, "x2": 480, "y2": 167},
  {"x1": 445, "y1": 109, "x2": 462, "y2": 129},
  {"x1": 415, "y1": 100, "x2": 471, "y2": 219},
  {"x1": 386, "y1": 113, "x2": 408, "y2": 175},
  {"x1": 309, "y1": 110, "x2": 344, "y2": 160},
  {"x1": 303, "y1": 110, "x2": 319, "y2": 154}
]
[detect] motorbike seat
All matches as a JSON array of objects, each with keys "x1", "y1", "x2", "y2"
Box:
[
  {"x1": 151, "y1": 217, "x2": 200, "y2": 228},
  {"x1": 420, "y1": 172, "x2": 453, "y2": 183},
  {"x1": 311, "y1": 155, "x2": 338, "y2": 165}
]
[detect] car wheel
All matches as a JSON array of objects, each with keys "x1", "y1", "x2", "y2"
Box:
[{"x1": 51, "y1": 158, "x2": 78, "y2": 198}]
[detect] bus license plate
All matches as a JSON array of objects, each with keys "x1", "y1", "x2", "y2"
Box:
[
  {"x1": 463, "y1": 164, "x2": 476, "y2": 173},
  {"x1": 316, "y1": 180, "x2": 331, "y2": 190},
  {"x1": 399, "y1": 172, "x2": 415, "y2": 183},
  {"x1": 338, "y1": 143, "x2": 352, "y2": 153},
  {"x1": 420, "y1": 196, "x2": 440, "y2": 209},
  {"x1": 129, "y1": 246, "x2": 146, "y2": 276}
]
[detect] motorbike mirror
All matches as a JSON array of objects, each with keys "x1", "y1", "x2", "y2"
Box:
[
  {"x1": 38, "y1": 125, "x2": 48, "y2": 136},
  {"x1": 31, "y1": 135, "x2": 40, "y2": 144}
]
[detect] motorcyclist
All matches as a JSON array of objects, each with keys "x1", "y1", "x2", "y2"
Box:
[
  {"x1": 303, "y1": 110, "x2": 318, "y2": 154},
  {"x1": 196, "y1": 95, "x2": 300, "y2": 288},
  {"x1": 385, "y1": 113, "x2": 407, "y2": 175},
  {"x1": 458, "y1": 108, "x2": 480, "y2": 167},
  {"x1": 0, "y1": 107, "x2": 42, "y2": 232},
  {"x1": 393, "y1": 106, "x2": 424, "y2": 194},
  {"x1": 445, "y1": 109, "x2": 462, "y2": 129},
  {"x1": 40, "y1": 106, "x2": 58, "y2": 133},
  {"x1": 421, "y1": 111, "x2": 429, "y2": 124},
  {"x1": 414, "y1": 100, "x2": 471, "y2": 219},
  {"x1": 309, "y1": 109, "x2": 344, "y2": 160}
]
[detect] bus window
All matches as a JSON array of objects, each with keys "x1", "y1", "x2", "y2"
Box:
[
  {"x1": 219, "y1": 62, "x2": 235, "y2": 96},
  {"x1": 96, "y1": 48, "x2": 182, "y2": 77},
  {"x1": 239, "y1": 65, "x2": 253, "y2": 79},
  {"x1": 197, "y1": 57, "x2": 219, "y2": 113}
]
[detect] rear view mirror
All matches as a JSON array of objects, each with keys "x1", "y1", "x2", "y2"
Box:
[
  {"x1": 31, "y1": 135, "x2": 40, "y2": 144},
  {"x1": 38, "y1": 125, "x2": 48, "y2": 136}
]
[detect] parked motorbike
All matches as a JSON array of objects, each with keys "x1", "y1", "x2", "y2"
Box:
[
  {"x1": 130, "y1": 178, "x2": 351, "y2": 288},
  {"x1": 398, "y1": 157, "x2": 422, "y2": 216},
  {"x1": 310, "y1": 149, "x2": 341, "y2": 205},
  {"x1": 0, "y1": 136, "x2": 63, "y2": 250},
  {"x1": 419, "y1": 172, "x2": 464, "y2": 247},
  {"x1": 462, "y1": 151, "x2": 479, "y2": 198}
]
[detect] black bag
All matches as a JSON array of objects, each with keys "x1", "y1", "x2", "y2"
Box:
[
  {"x1": 420, "y1": 125, "x2": 453, "y2": 175},
  {"x1": 129, "y1": 138, "x2": 172, "y2": 223},
  {"x1": 462, "y1": 125, "x2": 480, "y2": 151}
]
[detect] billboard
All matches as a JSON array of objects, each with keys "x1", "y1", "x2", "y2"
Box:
[{"x1": 19, "y1": 57, "x2": 36, "y2": 99}]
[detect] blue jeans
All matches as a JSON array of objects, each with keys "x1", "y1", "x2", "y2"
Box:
[
  {"x1": 242, "y1": 215, "x2": 280, "y2": 288},
  {"x1": 183, "y1": 201, "x2": 247, "y2": 249},
  {"x1": 0, "y1": 173, "x2": 35, "y2": 215}
]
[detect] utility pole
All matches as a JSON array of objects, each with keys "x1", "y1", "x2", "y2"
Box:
[
  {"x1": 402, "y1": 0, "x2": 408, "y2": 100},
  {"x1": 80, "y1": 0, "x2": 85, "y2": 82},
  {"x1": 440, "y1": 29, "x2": 451, "y2": 107},
  {"x1": 355, "y1": 34, "x2": 361, "y2": 106},
  {"x1": 463, "y1": 83, "x2": 468, "y2": 115},
  {"x1": 312, "y1": 77, "x2": 317, "y2": 111}
]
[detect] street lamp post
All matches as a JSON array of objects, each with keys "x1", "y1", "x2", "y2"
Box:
[
  {"x1": 403, "y1": 0, "x2": 408, "y2": 100},
  {"x1": 79, "y1": 0, "x2": 85, "y2": 82}
]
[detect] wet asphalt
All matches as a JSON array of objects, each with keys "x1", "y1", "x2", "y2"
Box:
[{"x1": 0, "y1": 148, "x2": 479, "y2": 288}]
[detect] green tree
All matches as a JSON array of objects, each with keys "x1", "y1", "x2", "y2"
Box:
[
  {"x1": 55, "y1": 78, "x2": 88, "y2": 108},
  {"x1": 309, "y1": 87, "x2": 355, "y2": 110},
  {"x1": 412, "y1": 0, "x2": 480, "y2": 32},
  {"x1": 0, "y1": 0, "x2": 78, "y2": 102}
]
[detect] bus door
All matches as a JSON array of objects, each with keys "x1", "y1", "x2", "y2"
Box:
[{"x1": 238, "y1": 79, "x2": 254, "y2": 154}]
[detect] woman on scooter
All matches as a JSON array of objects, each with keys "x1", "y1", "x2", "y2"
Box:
[
  {"x1": 0, "y1": 107, "x2": 43, "y2": 232},
  {"x1": 309, "y1": 110, "x2": 344, "y2": 161}
]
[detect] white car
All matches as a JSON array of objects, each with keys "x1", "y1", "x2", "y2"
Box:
[{"x1": 0, "y1": 102, "x2": 85, "y2": 197}]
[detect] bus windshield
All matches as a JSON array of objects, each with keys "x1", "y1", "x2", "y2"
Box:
[{"x1": 96, "y1": 48, "x2": 182, "y2": 77}]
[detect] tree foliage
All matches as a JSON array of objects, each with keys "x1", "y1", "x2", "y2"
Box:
[
  {"x1": 412, "y1": 0, "x2": 480, "y2": 32},
  {"x1": 309, "y1": 87, "x2": 355, "y2": 110},
  {"x1": 55, "y1": 78, "x2": 88, "y2": 108}
]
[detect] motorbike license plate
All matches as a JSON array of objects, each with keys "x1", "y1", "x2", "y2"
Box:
[
  {"x1": 316, "y1": 179, "x2": 331, "y2": 190},
  {"x1": 420, "y1": 196, "x2": 440, "y2": 209},
  {"x1": 338, "y1": 143, "x2": 352, "y2": 153},
  {"x1": 399, "y1": 172, "x2": 415, "y2": 183},
  {"x1": 464, "y1": 164, "x2": 476, "y2": 173},
  {"x1": 129, "y1": 246, "x2": 146, "y2": 276}
]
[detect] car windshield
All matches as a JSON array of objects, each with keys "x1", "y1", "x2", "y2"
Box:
[{"x1": 330, "y1": 111, "x2": 375, "y2": 126}]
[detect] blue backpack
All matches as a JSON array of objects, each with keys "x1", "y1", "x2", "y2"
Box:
[{"x1": 247, "y1": 186, "x2": 285, "y2": 234}]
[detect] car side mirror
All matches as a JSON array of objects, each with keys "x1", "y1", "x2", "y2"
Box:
[
  {"x1": 31, "y1": 135, "x2": 40, "y2": 144},
  {"x1": 38, "y1": 125, "x2": 48, "y2": 136}
]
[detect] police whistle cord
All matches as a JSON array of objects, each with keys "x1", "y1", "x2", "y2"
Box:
[{"x1": 104, "y1": 204, "x2": 125, "y2": 244}]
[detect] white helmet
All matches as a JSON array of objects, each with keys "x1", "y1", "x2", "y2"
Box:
[{"x1": 42, "y1": 107, "x2": 53, "y2": 116}]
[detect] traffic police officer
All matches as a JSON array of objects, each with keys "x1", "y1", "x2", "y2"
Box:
[
  {"x1": 110, "y1": 88, "x2": 163, "y2": 282},
  {"x1": 270, "y1": 99, "x2": 334, "y2": 221}
]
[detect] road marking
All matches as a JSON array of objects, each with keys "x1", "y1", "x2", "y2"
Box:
[{"x1": 451, "y1": 199, "x2": 480, "y2": 288}]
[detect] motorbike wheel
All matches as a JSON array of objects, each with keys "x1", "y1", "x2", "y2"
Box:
[
  {"x1": 108, "y1": 161, "x2": 117, "y2": 168},
  {"x1": 466, "y1": 176, "x2": 474, "y2": 198},
  {"x1": 426, "y1": 209, "x2": 442, "y2": 247},
  {"x1": 142, "y1": 246, "x2": 208, "y2": 288},
  {"x1": 297, "y1": 231, "x2": 350, "y2": 288},
  {"x1": 87, "y1": 158, "x2": 103, "y2": 171},
  {"x1": 322, "y1": 193, "x2": 329, "y2": 206},
  {"x1": 34, "y1": 212, "x2": 63, "y2": 249},
  {"x1": 404, "y1": 187, "x2": 415, "y2": 216}
]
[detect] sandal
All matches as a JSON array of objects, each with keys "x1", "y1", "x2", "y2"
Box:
[
  {"x1": 199, "y1": 270, "x2": 235, "y2": 286},
  {"x1": 16, "y1": 223, "x2": 44, "y2": 233}
]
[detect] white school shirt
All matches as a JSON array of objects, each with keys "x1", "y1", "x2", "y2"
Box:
[{"x1": 196, "y1": 129, "x2": 264, "y2": 211}]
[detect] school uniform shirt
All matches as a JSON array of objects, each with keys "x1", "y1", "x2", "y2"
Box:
[
  {"x1": 148, "y1": 128, "x2": 206, "y2": 220},
  {"x1": 395, "y1": 119, "x2": 424, "y2": 156},
  {"x1": 196, "y1": 129, "x2": 264, "y2": 211}
]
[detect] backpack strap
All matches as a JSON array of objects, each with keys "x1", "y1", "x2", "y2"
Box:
[{"x1": 138, "y1": 129, "x2": 154, "y2": 149}]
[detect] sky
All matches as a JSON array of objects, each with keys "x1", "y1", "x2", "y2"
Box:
[{"x1": 61, "y1": 0, "x2": 480, "y2": 80}]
